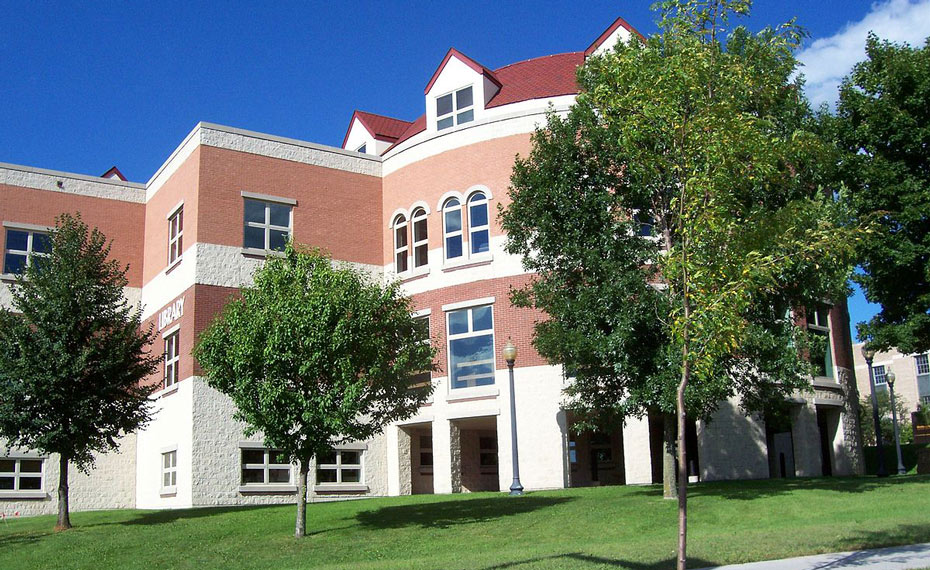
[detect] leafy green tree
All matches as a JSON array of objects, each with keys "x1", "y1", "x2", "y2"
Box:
[
  {"x1": 858, "y1": 390, "x2": 913, "y2": 446},
  {"x1": 193, "y1": 245, "x2": 435, "y2": 538},
  {"x1": 0, "y1": 214, "x2": 159, "y2": 530},
  {"x1": 502, "y1": 2, "x2": 862, "y2": 568},
  {"x1": 831, "y1": 35, "x2": 930, "y2": 354}
]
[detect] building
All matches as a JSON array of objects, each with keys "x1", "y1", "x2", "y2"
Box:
[
  {"x1": 852, "y1": 342, "x2": 930, "y2": 412},
  {"x1": 0, "y1": 16, "x2": 864, "y2": 516}
]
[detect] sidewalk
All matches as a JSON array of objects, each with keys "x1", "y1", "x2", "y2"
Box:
[{"x1": 697, "y1": 543, "x2": 930, "y2": 570}]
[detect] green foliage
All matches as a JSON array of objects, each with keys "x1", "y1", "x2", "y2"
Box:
[
  {"x1": 0, "y1": 213, "x2": 159, "y2": 469},
  {"x1": 830, "y1": 35, "x2": 930, "y2": 354},
  {"x1": 193, "y1": 244, "x2": 435, "y2": 465},
  {"x1": 858, "y1": 389, "x2": 913, "y2": 446}
]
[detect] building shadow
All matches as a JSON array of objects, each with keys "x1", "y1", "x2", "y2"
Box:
[
  {"x1": 356, "y1": 494, "x2": 574, "y2": 530},
  {"x1": 121, "y1": 503, "x2": 285, "y2": 526},
  {"x1": 480, "y1": 552, "x2": 717, "y2": 569}
]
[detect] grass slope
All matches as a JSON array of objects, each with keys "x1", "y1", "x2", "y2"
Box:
[{"x1": 2, "y1": 476, "x2": 929, "y2": 570}]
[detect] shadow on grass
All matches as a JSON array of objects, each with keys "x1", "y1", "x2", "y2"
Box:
[
  {"x1": 481, "y1": 552, "x2": 717, "y2": 569},
  {"x1": 835, "y1": 523, "x2": 930, "y2": 554},
  {"x1": 356, "y1": 494, "x2": 574, "y2": 530},
  {"x1": 622, "y1": 475, "x2": 930, "y2": 501},
  {"x1": 121, "y1": 504, "x2": 286, "y2": 526}
]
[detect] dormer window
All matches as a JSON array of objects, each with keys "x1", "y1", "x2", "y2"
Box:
[
  {"x1": 356, "y1": 144, "x2": 367, "y2": 154},
  {"x1": 436, "y1": 86, "x2": 474, "y2": 130}
]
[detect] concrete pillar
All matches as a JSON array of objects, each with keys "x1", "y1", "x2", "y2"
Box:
[
  {"x1": 791, "y1": 401, "x2": 822, "y2": 477},
  {"x1": 450, "y1": 421, "x2": 462, "y2": 493},
  {"x1": 432, "y1": 418, "x2": 453, "y2": 494},
  {"x1": 397, "y1": 427, "x2": 412, "y2": 496},
  {"x1": 697, "y1": 398, "x2": 768, "y2": 481},
  {"x1": 623, "y1": 415, "x2": 653, "y2": 484}
]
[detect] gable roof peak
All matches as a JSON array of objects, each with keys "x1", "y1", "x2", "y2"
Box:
[{"x1": 424, "y1": 47, "x2": 502, "y2": 95}]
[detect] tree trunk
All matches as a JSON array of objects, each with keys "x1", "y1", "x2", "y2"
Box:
[
  {"x1": 295, "y1": 458, "x2": 309, "y2": 538},
  {"x1": 677, "y1": 363, "x2": 690, "y2": 570},
  {"x1": 56, "y1": 454, "x2": 72, "y2": 531},
  {"x1": 663, "y1": 413, "x2": 678, "y2": 499}
]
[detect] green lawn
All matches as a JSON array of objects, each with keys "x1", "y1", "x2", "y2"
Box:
[{"x1": 2, "y1": 476, "x2": 929, "y2": 570}]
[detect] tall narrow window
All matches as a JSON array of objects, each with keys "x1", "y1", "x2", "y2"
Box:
[
  {"x1": 168, "y1": 207, "x2": 183, "y2": 265},
  {"x1": 161, "y1": 450, "x2": 177, "y2": 491},
  {"x1": 915, "y1": 354, "x2": 930, "y2": 403},
  {"x1": 243, "y1": 199, "x2": 291, "y2": 252},
  {"x1": 164, "y1": 331, "x2": 180, "y2": 389},
  {"x1": 436, "y1": 86, "x2": 474, "y2": 130},
  {"x1": 3, "y1": 228, "x2": 50, "y2": 274},
  {"x1": 409, "y1": 315, "x2": 431, "y2": 388},
  {"x1": 468, "y1": 192, "x2": 489, "y2": 255},
  {"x1": 447, "y1": 305, "x2": 494, "y2": 389},
  {"x1": 872, "y1": 365, "x2": 887, "y2": 387},
  {"x1": 443, "y1": 198, "x2": 463, "y2": 261},
  {"x1": 411, "y1": 207, "x2": 429, "y2": 268},
  {"x1": 806, "y1": 304, "x2": 833, "y2": 378},
  {"x1": 393, "y1": 214, "x2": 408, "y2": 273}
]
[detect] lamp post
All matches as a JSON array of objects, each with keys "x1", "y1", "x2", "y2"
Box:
[
  {"x1": 861, "y1": 346, "x2": 889, "y2": 477},
  {"x1": 503, "y1": 340, "x2": 523, "y2": 496},
  {"x1": 886, "y1": 371, "x2": 907, "y2": 475}
]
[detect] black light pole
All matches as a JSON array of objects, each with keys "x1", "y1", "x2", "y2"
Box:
[
  {"x1": 503, "y1": 340, "x2": 524, "y2": 496},
  {"x1": 862, "y1": 346, "x2": 889, "y2": 477},
  {"x1": 886, "y1": 371, "x2": 907, "y2": 475}
]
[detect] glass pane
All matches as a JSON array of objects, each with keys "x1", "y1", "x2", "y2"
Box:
[
  {"x1": 436, "y1": 93, "x2": 453, "y2": 116},
  {"x1": 318, "y1": 451, "x2": 337, "y2": 465},
  {"x1": 177, "y1": 209, "x2": 184, "y2": 232},
  {"x1": 0, "y1": 477, "x2": 12, "y2": 490},
  {"x1": 316, "y1": 468, "x2": 337, "y2": 483},
  {"x1": 241, "y1": 468, "x2": 264, "y2": 484},
  {"x1": 479, "y1": 436, "x2": 497, "y2": 450},
  {"x1": 241, "y1": 449, "x2": 264, "y2": 465},
  {"x1": 396, "y1": 252, "x2": 408, "y2": 273},
  {"x1": 170, "y1": 472, "x2": 177, "y2": 486},
  {"x1": 444, "y1": 209, "x2": 461, "y2": 233},
  {"x1": 19, "y1": 476, "x2": 41, "y2": 490},
  {"x1": 456, "y1": 86, "x2": 473, "y2": 109},
  {"x1": 163, "y1": 453, "x2": 172, "y2": 469},
  {"x1": 32, "y1": 233, "x2": 52, "y2": 254},
  {"x1": 5, "y1": 230, "x2": 28, "y2": 251},
  {"x1": 437, "y1": 116, "x2": 453, "y2": 130},
  {"x1": 448, "y1": 310, "x2": 469, "y2": 335},
  {"x1": 414, "y1": 245, "x2": 428, "y2": 268},
  {"x1": 471, "y1": 229, "x2": 490, "y2": 254},
  {"x1": 420, "y1": 452, "x2": 433, "y2": 466},
  {"x1": 445, "y1": 236, "x2": 462, "y2": 259},
  {"x1": 270, "y1": 450, "x2": 289, "y2": 465},
  {"x1": 450, "y1": 334, "x2": 495, "y2": 389},
  {"x1": 457, "y1": 109, "x2": 474, "y2": 124},
  {"x1": 4, "y1": 253, "x2": 26, "y2": 274},
  {"x1": 414, "y1": 316, "x2": 429, "y2": 340},
  {"x1": 268, "y1": 468, "x2": 290, "y2": 483},
  {"x1": 340, "y1": 451, "x2": 361, "y2": 466},
  {"x1": 472, "y1": 306, "x2": 492, "y2": 331},
  {"x1": 163, "y1": 472, "x2": 172, "y2": 487},
  {"x1": 269, "y1": 203, "x2": 290, "y2": 227},
  {"x1": 269, "y1": 229, "x2": 288, "y2": 251},
  {"x1": 244, "y1": 225, "x2": 265, "y2": 249},
  {"x1": 244, "y1": 200, "x2": 265, "y2": 223},
  {"x1": 0, "y1": 460, "x2": 14, "y2": 473},
  {"x1": 421, "y1": 435, "x2": 432, "y2": 449},
  {"x1": 480, "y1": 452, "x2": 498, "y2": 467},
  {"x1": 469, "y1": 201, "x2": 488, "y2": 228},
  {"x1": 413, "y1": 218, "x2": 427, "y2": 243},
  {"x1": 395, "y1": 225, "x2": 408, "y2": 248},
  {"x1": 341, "y1": 469, "x2": 361, "y2": 483}
]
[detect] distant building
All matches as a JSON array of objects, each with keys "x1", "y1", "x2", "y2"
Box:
[
  {"x1": 852, "y1": 343, "x2": 930, "y2": 411},
  {"x1": 0, "y1": 16, "x2": 864, "y2": 516}
]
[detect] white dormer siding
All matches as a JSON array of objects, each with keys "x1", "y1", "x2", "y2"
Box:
[
  {"x1": 586, "y1": 17, "x2": 636, "y2": 58},
  {"x1": 343, "y1": 118, "x2": 394, "y2": 156},
  {"x1": 425, "y1": 52, "x2": 500, "y2": 134}
]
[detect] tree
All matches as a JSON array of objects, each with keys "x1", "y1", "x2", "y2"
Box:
[
  {"x1": 0, "y1": 213, "x2": 159, "y2": 530},
  {"x1": 501, "y1": 2, "x2": 862, "y2": 568},
  {"x1": 830, "y1": 35, "x2": 930, "y2": 354},
  {"x1": 858, "y1": 390, "x2": 913, "y2": 446},
  {"x1": 193, "y1": 245, "x2": 435, "y2": 538}
]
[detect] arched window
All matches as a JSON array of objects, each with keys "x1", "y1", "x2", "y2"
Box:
[
  {"x1": 393, "y1": 214, "x2": 408, "y2": 273},
  {"x1": 411, "y1": 207, "x2": 429, "y2": 268},
  {"x1": 442, "y1": 198, "x2": 463, "y2": 261},
  {"x1": 468, "y1": 192, "x2": 489, "y2": 255}
]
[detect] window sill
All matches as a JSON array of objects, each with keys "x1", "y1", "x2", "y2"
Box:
[
  {"x1": 442, "y1": 255, "x2": 493, "y2": 272},
  {"x1": 160, "y1": 488, "x2": 177, "y2": 497},
  {"x1": 165, "y1": 258, "x2": 183, "y2": 275},
  {"x1": 240, "y1": 247, "x2": 286, "y2": 259},
  {"x1": 812, "y1": 377, "x2": 840, "y2": 389},
  {"x1": 447, "y1": 386, "x2": 499, "y2": 403},
  {"x1": 0, "y1": 491, "x2": 47, "y2": 500},
  {"x1": 399, "y1": 267, "x2": 430, "y2": 282},
  {"x1": 154, "y1": 383, "x2": 180, "y2": 399},
  {"x1": 239, "y1": 485, "x2": 297, "y2": 494},
  {"x1": 313, "y1": 484, "x2": 368, "y2": 493},
  {"x1": 0, "y1": 273, "x2": 17, "y2": 283}
]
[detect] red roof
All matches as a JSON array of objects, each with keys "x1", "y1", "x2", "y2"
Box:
[
  {"x1": 342, "y1": 110, "x2": 414, "y2": 148},
  {"x1": 424, "y1": 48, "x2": 502, "y2": 95},
  {"x1": 101, "y1": 166, "x2": 127, "y2": 181}
]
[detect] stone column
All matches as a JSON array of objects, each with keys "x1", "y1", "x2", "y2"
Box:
[{"x1": 623, "y1": 415, "x2": 653, "y2": 484}]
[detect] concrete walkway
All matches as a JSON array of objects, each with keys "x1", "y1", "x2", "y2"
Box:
[{"x1": 697, "y1": 543, "x2": 930, "y2": 570}]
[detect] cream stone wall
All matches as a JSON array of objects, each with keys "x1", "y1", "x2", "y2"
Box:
[{"x1": 697, "y1": 398, "x2": 770, "y2": 481}]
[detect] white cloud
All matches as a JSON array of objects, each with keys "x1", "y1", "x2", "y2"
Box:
[{"x1": 797, "y1": 0, "x2": 930, "y2": 108}]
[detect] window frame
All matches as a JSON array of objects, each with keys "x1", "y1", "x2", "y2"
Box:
[
  {"x1": 806, "y1": 304, "x2": 833, "y2": 379},
  {"x1": 239, "y1": 445, "x2": 293, "y2": 491},
  {"x1": 2, "y1": 222, "x2": 52, "y2": 276},
  {"x1": 872, "y1": 364, "x2": 887, "y2": 387},
  {"x1": 467, "y1": 191, "x2": 490, "y2": 256},
  {"x1": 446, "y1": 303, "x2": 495, "y2": 390},
  {"x1": 0, "y1": 456, "x2": 45, "y2": 498},
  {"x1": 436, "y1": 85, "x2": 474, "y2": 131},
  {"x1": 419, "y1": 434, "x2": 433, "y2": 474},
  {"x1": 442, "y1": 198, "x2": 464, "y2": 262},
  {"x1": 161, "y1": 449, "x2": 178, "y2": 494},
  {"x1": 411, "y1": 207, "x2": 429, "y2": 269},
  {"x1": 393, "y1": 213, "x2": 409, "y2": 273},
  {"x1": 163, "y1": 328, "x2": 180, "y2": 390},
  {"x1": 167, "y1": 204, "x2": 183, "y2": 266},
  {"x1": 478, "y1": 435, "x2": 498, "y2": 474},
  {"x1": 315, "y1": 448, "x2": 365, "y2": 488},
  {"x1": 241, "y1": 192, "x2": 295, "y2": 254},
  {"x1": 915, "y1": 354, "x2": 930, "y2": 403}
]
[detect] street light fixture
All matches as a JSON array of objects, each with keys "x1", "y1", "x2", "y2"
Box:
[
  {"x1": 886, "y1": 371, "x2": 907, "y2": 475},
  {"x1": 861, "y1": 346, "x2": 889, "y2": 477},
  {"x1": 503, "y1": 340, "x2": 523, "y2": 495}
]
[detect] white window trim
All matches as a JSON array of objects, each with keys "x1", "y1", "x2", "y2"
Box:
[
  {"x1": 442, "y1": 197, "x2": 464, "y2": 262},
  {"x1": 314, "y1": 448, "x2": 367, "y2": 492},
  {"x1": 3, "y1": 223, "x2": 51, "y2": 277},
  {"x1": 163, "y1": 329, "x2": 180, "y2": 390},
  {"x1": 467, "y1": 191, "x2": 490, "y2": 257},
  {"x1": 436, "y1": 85, "x2": 475, "y2": 131},
  {"x1": 446, "y1": 304, "x2": 496, "y2": 390},
  {"x1": 240, "y1": 191, "x2": 297, "y2": 206},
  {"x1": 872, "y1": 364, "x2": 887, "y2": 386},
  {"x1": 0, "y1": 455, "x2": 47, "y2": 499},
  {"x1": 160, "y1": 447, "x2": 178, "y2": 495},
  {"x1": 411, "y1": 207, "x2": 429, "y2": 270},
  {"x1": 242, "y1": 196, "x2": 293, "y2": 253},
  {"x1": 442, "y1": 297, "x2": 496, "y2": 313},
  {"x1": 167, "y1": 205, "x2": 183, "y2": 267},
  {"x1": 393, "y1": 213, "x2": 409, "y2": 274},
  {"x1": 238, "y1": 443, "x2": 295, "y2": 493}
]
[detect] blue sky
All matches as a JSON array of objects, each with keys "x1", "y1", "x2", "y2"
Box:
[{"x1": 2, "y1": 0, "x2": 928, "y2": 340}]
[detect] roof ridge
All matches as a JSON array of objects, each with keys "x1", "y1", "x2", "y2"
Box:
[{"x1": 492, "y1": 51, "x2": 584, "y2": 73}]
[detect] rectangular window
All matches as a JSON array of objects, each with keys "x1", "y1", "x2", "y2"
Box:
[
  {"x1": 872, "y1": 364, "x2": 887, "y2": 387},
  {"x1": 479, "y1": 436, "x2": 498, "y2": 473},
  {"x1": 410, "y1": 315, "x2": 432, "y2": 388},
  {"x1": 316, "y1": 450, "x2": 363, "y2": 485},
  {"x1": 243, "y1": 198, "x2": 291, "y2": 252},
  {"x1": 161, "y1": 450, "x2": 177, "y2": 491},
  {"x1": 168, "y1": 207, "x2": 183, "y2": 265},
  {"x1": 436, "y1": 86, "x2": 474, "y2": 130},
  {"x1": 241, "y1": 448, "x2": 292, "y2": 486},
  {"x1": 164, "y1": 331, "x2": 180, "y2": 389},
  {"x1": 419, "y1": 435, "x2": 433, "y2": 473},
  {"x1": 0, "y1": 457, "x2": 44, "y2": 493},
  {"x1": 447, "y1": 305, "x2": 494, "y2": 389},
  {"x1": 3, "y1": 228, "x2": 50, "y2": 274},
  {"x1": 916, "y1": 354, "x2": 930, "y2": 402},
  {"x1": 806, "y1": 304, "x2": 833, "y2": 378},
  {"x1": 412, "y1": 209, "x2": 429, "y2": 268}
]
